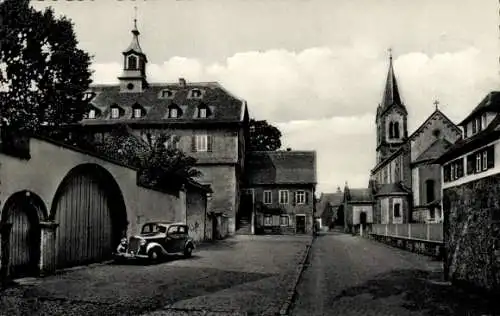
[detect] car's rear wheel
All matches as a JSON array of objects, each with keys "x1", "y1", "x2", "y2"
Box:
[
  {"x1": 184, "y1": 244, "x2": 193, "y2": 258},
  {"x1": 148, "y1": 248, "x2": 161, "y2": 263}
]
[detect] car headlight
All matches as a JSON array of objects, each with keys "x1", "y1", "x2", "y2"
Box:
[{"x1": 139, "y1": 239, "x2": 147, "y2": 246}]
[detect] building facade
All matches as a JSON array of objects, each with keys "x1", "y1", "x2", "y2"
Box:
[
  {"x1": 79, "y1": 20, "x2": 249, "y2": 235},
  {"x1": 317, "y1": 188, "x2": 344, "y2": 230},
  {"x1": 242, "y1": 151, "x2": 317, "y2": 235},
  {"x1": 436, "y1": 91, "x2": 500, "y2": 294},
  {"x1": 342, "y1": 184, "x2": 374, "y2": 235},
  {"x1": 369, "y1": 52, "x2": 462, "y2": 224}
]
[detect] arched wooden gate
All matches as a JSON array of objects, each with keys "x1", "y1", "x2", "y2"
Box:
[
  {"x1": 50, "y1": 164, "x2": 127, "y2": 269},
  {"x1": 1, "y1": 191, "x2": 45, "y2": 278}
]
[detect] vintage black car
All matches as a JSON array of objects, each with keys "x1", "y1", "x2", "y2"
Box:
[{"x1": 114, "y1": 222, "x2": 195, "y2": 262}]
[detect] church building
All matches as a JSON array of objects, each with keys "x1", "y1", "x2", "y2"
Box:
[
  {"x1": 79, "y1": 19, "x2": 250, "y2": 236},
  {"x1": 369, "y1": 51, "x2": 462, "y2": 224}
]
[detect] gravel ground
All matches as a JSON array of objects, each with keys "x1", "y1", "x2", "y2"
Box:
[{"x1": 0, "y1": 235, "x2": 312, "y2": 316}]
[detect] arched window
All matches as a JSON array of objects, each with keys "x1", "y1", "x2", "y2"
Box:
[
  {"x1": 127, "y1": 55, "x2": 138, "y2": 70},
  {"x1": 425, "y1": 179, "x2": 435, "y2": 203},
  {"x1": 394, "y1": 122, "x2": 400, "y2": 139},
  {"x1": 388, "y1": 122, "x2": 394, "y2": 139}
]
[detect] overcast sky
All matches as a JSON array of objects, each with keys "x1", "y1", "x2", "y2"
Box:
[{"x1": 33, "y1": 0, "x2": 500, "y2": 194}]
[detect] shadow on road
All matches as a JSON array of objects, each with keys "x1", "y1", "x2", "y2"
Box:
[{"x1": 332, "y1": 269, "x2": 500, "y2": 316}]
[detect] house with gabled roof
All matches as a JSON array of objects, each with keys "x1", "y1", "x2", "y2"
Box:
[
  {"x1": 75, "y1": 19, "x2": 249, "y2": 236},
  {"x1": 242, "y1": 150, "x2": 317, "y2": 235},
  {"x1": 317, "y1": 188, "x2": 344, "y2": 230},
  {"x1": 435, "y1": 91, "x2": 500, "y2": 294},
  {"x1": 369, "y1": 51, "x2": 462, "y2": 225},
  {"x1": 342, "y1": 183, "x2": 374, "y2": 235}
]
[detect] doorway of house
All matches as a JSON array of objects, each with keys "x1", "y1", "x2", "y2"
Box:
[{"x1": 296, "y1": 215, "x2": 306, "y2": 234}]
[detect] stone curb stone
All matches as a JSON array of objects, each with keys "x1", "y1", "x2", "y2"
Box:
[{"x1": 278, "y1": 236, "x2": 314, "y2": 316}]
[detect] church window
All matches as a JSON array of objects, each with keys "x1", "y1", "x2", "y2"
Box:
[
  {"x1": 127, "y1": 55, "x2": 138, "y2": 70},
  {"x1": 127, "y1": 83, "x2": 134, "y2": 90},
  {"x1": 394, "y1": 122, "x2": 400, "y2": 139},
  {"x1": 477, "y1": 117, "x2": 482, "y2": 132},
  {"x1": 472, "y1": 119, "x2": 477, "y2": 134},
  {"x1": 388, "y1": 122, "x2": 394, "y2": 139}
]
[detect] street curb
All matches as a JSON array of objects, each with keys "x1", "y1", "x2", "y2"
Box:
[{"x1": 277, "y1": 236, "x2": 314, "y2": 316}]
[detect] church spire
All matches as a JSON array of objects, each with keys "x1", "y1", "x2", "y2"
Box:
[
  {"x1": 123, "y1": 6, "x2": 145, "y2": 56},
  {"x1": 381, "y1": 48, "x2": 402, "y2": 109}
]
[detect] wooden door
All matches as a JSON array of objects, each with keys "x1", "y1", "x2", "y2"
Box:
[
  {"x1": 296, "y1": 215, "x2": 306, "y2": 234},
  {"x1": 5, "y1": 198, "x2": 40, "y2": 278},
  {"x1": 54, "y1": 173, "x2": 114, "y2": 269}
]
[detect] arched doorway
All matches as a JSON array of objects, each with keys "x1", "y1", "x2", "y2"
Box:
[
  {"x1": 1, "y1": 191, "x2": 46, "y2": 278},
  {"x1": 50, "y1": 164, "x2": 127, "y2": 269}
]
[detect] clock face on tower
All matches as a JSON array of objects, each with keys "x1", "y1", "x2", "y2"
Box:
[{"x1": 127, "y1": 83, "x2": 134, "y2": 90}]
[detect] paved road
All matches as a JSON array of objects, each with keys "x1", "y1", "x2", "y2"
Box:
[
  {"x1": 290, "y1": 232, "x2": 500, "y2": 316},
  {"x1": 0, "y1": 235, "x2": 311, "y2": 316}
]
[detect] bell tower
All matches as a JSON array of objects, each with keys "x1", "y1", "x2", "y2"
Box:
[
  {"x1": 118, "y1": 7, "x2": 148, "y2": 93},
  {"x1": 375, "y1": 49, "x2": 408, "y2": 163}
]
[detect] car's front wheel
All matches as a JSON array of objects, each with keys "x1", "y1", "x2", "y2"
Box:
[
  {"x1": 184, "y1": 244, "x2": 193, "y2": 258},
  {"x1": 148, "y1": 248, "x2": 161, "y2": 263}
]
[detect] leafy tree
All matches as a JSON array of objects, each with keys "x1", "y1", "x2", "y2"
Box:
[
  {"x1": 89, "y1": 126, "x2": 202, "y2": 185},
  {"x1": 248, "y1": 119, "x2": 282, "y2": 151},
  {"x1": 0, "y1": 0, "x2": 92, "y2": 133}
]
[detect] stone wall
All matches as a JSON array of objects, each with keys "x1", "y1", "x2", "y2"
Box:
[
  {"x1": 443, "y1": 174, "x2": 500, "y2": 293},
  {"x1": 186, "y1": 190, "x2": 208, "y2": 242},
  {"x1": 196, "y1": 165, "x2": 237, "y2": 235}
]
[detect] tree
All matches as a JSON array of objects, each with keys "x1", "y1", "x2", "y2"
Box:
[
  {"x1": 88, "y1": 126, "x2": 202, "y2": 185},
  {"x1": 0, "y1": 0, "x2": 92, "y2": 133},
  {"x1": 248, "y1": 118, "x2": 282, "y2": 151}
]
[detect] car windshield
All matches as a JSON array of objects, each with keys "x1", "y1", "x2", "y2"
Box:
[{"x1": 142, "y1": 224, "x2": 167, "y2": 234}]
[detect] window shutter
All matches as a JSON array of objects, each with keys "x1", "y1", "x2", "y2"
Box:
[
  {"x1": 305, "y1": 191, "x2": 309, "y2": 205},
  {"x1": 487, "y1": 146, "x2": 495, "y2": 169},
  {"x1": 466, "y1": 154, "x2": 475, "y2": 174},
  {"x1": 457, "y1": 159, "x2": 464, "y2": 177},
  {"x1": 207, "y1": 135, "x2": 213, "y2": 152},
  {"x1": 191, "y1": 135, "x2": 196, "y2": 152},
  {"x1": 443, "y1": 166, "x2": 450, "y2": 182}
]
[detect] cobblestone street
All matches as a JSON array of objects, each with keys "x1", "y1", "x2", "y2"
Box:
[
  {"x1": 0, "y1": 235, "x2": 311, "y2": 316},
  {"x1": 290, "y1": 231, "x2": 500, "y2": 316}
]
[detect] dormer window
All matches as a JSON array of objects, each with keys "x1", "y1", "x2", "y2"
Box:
[
  {"x1": 199, "y1": 107, "x2": 207, "y2": 118},
  {"x1": 88, "y1": 109, "x2": 96, "y2": 119},
  {"x1": 191, "y1": 89, "x2": 202, "y2": 98},
  {"x1": 131, "y1": 103, "x2": 145, "y2": 118},
  {"x1": 160, "y1": 89, "x2": 174, "y2": 99},
  {"x1": 127, "y1": 55, "x2": 138, "y2": 70},
  {"x1": 133, "y1": 108, "x2": 142, "y2": 118},
  {"x1": 167, "y1": 104, "x2": 182, "y2": 118},
  {"x1": 111, "y1": 107, "x2": 120, "y2": 119},
  {"x1": 170, "y1": 107, "x2": 178, "y2": 118}
]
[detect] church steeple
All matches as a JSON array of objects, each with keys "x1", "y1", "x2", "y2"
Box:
[
  {"x1": 381, "y1": 49, "x2": 402, "y2": 109},
  {"x1": 375, "y1": 49, "x2": 408, "y2": 164},
  {"x1": 118, "y1": 7, "x2": 148, "y2": 93}
]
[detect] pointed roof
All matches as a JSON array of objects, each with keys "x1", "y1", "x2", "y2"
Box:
[
  {"x1": 123, "y1": 17, "x2": 146, "y2": 58},
  {"x1": 413, "y1": 138, "x2": 453, "y2": 164},
  {"x1": 380, "y1": 52, "x2": 403, "y2": 110}
]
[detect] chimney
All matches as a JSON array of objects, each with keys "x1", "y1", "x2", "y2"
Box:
[{"x1": 179, "y1": 78, "x2": 187, "y2": 88}]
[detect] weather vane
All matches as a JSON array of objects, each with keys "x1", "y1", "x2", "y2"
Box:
[{"x1": 134, "y1": 6, "x2": 138, "y2": 28}]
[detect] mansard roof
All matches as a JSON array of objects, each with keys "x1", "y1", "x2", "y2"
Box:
[
  {"x1": 81, "y1": 81, "x2": 247, "y2": 126},
  {"x1": 245, "y1": 150, "x2": 317, "y2": 185}
]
